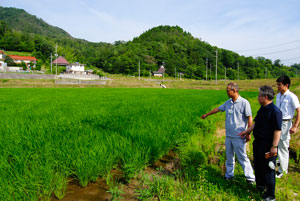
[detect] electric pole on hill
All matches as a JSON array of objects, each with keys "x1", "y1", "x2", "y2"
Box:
[
  {"x1": 50, "y1": 53, "x2": 52, "y2": 73},
  {"x1": 175, "y1": 67, "x2": 176, "y2": 79},
  {"x1": 237, "y1": 62, "x2": 240, "y2": 80},
  {"x1": 138, "y1": 60, "x2": 140, "y2": 81},
  {"x1": 55, "y1": 44, "x2": 58, "y2": 75},
  {"x1": 210, "y1": 64, "x2": 212, "y2": 80},
  {"x1": 206, "y1": 58, "x2": 208, "y2": 81},
  {"x1": 215, "y1": 50, "x2": 218, "y2": 84}
]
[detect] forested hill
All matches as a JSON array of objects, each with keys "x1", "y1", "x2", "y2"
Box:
[
  {"x1": 0, "y1": 7, "x2": 71, "y2": 38},
  {"x1": 0, "y1": 6, "x2": 298, "y2": 79}
]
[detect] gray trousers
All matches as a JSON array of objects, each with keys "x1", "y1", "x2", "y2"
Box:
[
  {"x1": 278, "y1": 120, "x2": 292, "y2": 174},
  {"x1": 225, "y1": 136, "x2": 255, "y2": 181}
]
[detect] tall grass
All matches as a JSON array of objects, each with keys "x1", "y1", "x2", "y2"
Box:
[{"x1": 0, "y1": 88, "x2": 235, "y2": 200}]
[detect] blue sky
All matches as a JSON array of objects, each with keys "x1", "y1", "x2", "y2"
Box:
[{"x1": 1, "y1": 0, "x2": 300, "y2": 65}]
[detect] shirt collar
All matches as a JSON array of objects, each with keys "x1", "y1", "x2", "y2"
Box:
[
  {"x1": 264, "y1": 102, "x2": 274, "y2": 109},
  {"x1": 280, "y1": 89, "x2": 290, "y2": 96},
  {"x1": 231, "y1": 95, "x2": 241, "y2": 103}
]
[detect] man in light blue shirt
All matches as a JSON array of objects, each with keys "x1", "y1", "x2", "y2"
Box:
[{"x1": 202, "y1": 83, "x2": 255, "y2": 183}]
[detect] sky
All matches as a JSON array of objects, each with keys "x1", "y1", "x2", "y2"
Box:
[{"x1": 1, "y1": 0, "x2": 300, "y2": 66}]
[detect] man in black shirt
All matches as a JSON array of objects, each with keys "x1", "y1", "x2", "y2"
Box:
[{"x1": 239, "y1": 86, "x2": 282, "y2": 201}]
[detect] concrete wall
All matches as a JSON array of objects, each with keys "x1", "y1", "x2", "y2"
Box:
[
  {"x1": 58, "y1": 74, "x2": 100, "y2": 80},
  {"x1": 0, "y1": 73, "x2": 55, "y2": 79},
  {"x1": 55, "y1": 80, "x2": 107, "y2": 85}
]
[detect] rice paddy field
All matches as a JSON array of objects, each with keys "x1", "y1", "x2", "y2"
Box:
[{"x1": 0, "y1": 88, "x2": 259, "y2": 200}]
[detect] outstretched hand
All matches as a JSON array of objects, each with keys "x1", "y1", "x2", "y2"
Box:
[{"x1": 201, "y1": 114, "x2": 207, "y2": 119}]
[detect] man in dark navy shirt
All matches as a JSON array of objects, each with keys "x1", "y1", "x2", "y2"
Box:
[{"x1": 239, "y1": 86, "x2": 282, "y2": 201}]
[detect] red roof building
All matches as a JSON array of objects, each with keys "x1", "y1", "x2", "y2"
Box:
[
  {"x1": 52, "y1": 56, "x2": 69, "y2": 66},
  {"x1": 8, "y1": 55, "x2": 37, "y2": 64}
]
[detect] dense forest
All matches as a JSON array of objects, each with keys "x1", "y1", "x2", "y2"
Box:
[{"x1": 0, "y1": 6, "x2": 299, "y2": 79}]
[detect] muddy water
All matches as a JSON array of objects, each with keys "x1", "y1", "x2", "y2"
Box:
[
  {"x1": 50, "y1": 178, "x2": 111, "y2": 201},
  {"x1": 50, "y1": 150, "x2": 179, "y2": 201}
]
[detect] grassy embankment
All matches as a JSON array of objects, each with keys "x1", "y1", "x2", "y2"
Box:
[{"x1": 0, "y1": 74, "x2": 297, "y2": 89}]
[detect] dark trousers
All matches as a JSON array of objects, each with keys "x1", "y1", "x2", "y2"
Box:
[{"x1": 253, "y1": 140, "x2": 276, "y2": 198}]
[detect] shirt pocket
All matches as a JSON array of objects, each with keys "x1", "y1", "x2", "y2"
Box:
[{"x1": 281, "y1": 99, "x2": 289, "y2": 108}]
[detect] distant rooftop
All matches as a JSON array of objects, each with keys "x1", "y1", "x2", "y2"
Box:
[
  {"x1": 52, "y1": 56, "x2": 69, "y2": 66},
  {"x1": 8, "y1": 55, "x2": 37, "y2": 61}
]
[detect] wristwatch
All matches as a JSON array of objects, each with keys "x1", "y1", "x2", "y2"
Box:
[{"x1": 271, "y1": 145, "x2": 278, "y2": 148}]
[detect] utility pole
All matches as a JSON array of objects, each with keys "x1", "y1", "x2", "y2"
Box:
[
  {"x1": 55, "y1": 44, "x2": 58, "y2": 75},
  {"x1": 50, "y1": 53, "x2": 52, "y2": 73},
  {"x1": 175, "y1": 67, "x2": 176, "y2": 79},
  {"x1": 149, "y1": 69, "x2": 151, "y2": 79},
  {"x1": 237, "y1": 62, "x2": 240, "y2": 80},
  {"x1": 225, "y1": 67, "x2": 226, "y2": 80},
  {"x1": 206, "y1": 58, "x2": 208, "y2": 81},
  {"x1": 210, "y1": 64, "x2": 212, "y2": 80},
  {"x1": 138, "y1": 60, "x2": 140, "y2": 81},
  {"x1": 265, "y1": 67, "x2": 267, "y2": 79},
  {"x1": 215, "y1": 49, "x2": 218, "y2": 84}
]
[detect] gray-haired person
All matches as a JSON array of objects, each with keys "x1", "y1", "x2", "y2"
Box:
[
  {"x1": 201, "y1": 82, "x2": 255, "y2": 183},
  {"x1": 239, "y1": 86, "x2": 282, "y2": 201}
]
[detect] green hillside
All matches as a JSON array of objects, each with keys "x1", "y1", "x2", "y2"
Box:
[
  {"x1": 0, "y1": 6, "x2": 298, "y2": 79},
  {"x1": 0, "y1": 7, "x2": 70, "y2": 38}
]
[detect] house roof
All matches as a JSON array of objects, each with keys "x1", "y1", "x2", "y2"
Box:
[
  {"x1": 0, "y1": 50, "x2": 4, "y2": 54},
  {"x1": 8, "y1": 55, "x2": 37, "y2": 61},
  {"x1": 52, "y1": 56, "x2": 69, "y2": 65},
  {"x1": 157, "y1": 66, "x2": 165, "y2": 73}
]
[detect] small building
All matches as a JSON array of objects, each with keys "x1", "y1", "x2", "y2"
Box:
[
  {"x1": 8, "y1": 55, "x2": 37, "y2": 64},
  {"x1": 0, "y1": 50, "x2": 5, "y2": 60},
  {"x1": 66, "y1": 62, "x2": 85, "y2": 74},
  {"x1": 153, "y1": 64, "x2": 166, "y2": 77},
  {"x1": 52, "y1": 56, "x2": 69, "y2": 66},
  {"x1": 85, "y1": 69, "x2": 94, "y2": 75}
]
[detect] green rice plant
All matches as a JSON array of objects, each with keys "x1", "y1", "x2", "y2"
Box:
[{"x1": 0, "y1": 88, "x2": 257, "y2": 200}]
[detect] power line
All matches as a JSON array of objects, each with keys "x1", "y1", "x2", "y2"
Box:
[
  {"x1": 236, "y1": 38, "x2": 300, "y2": 52},
  {"x1": 281, "y1": 57, "x2": 300, "y2": 62},
  {"x1": 251, "y1": 46, "x2": 300, "y2": 57}
]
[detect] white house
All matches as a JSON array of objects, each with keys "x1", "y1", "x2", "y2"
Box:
[
  {"x1": 0, "y1": 50, "x2": 4, "y2": 60},
  {"x1": 66, "y1": 62, "x2": 85, "y2": 74},
  {"x1": 8, "y1": 55, "x2": 37, "y2": 64}
]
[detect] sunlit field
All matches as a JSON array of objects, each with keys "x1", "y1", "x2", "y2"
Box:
[{"x1": 0, "y1": 88, "x2": 259, "y2": 200}]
